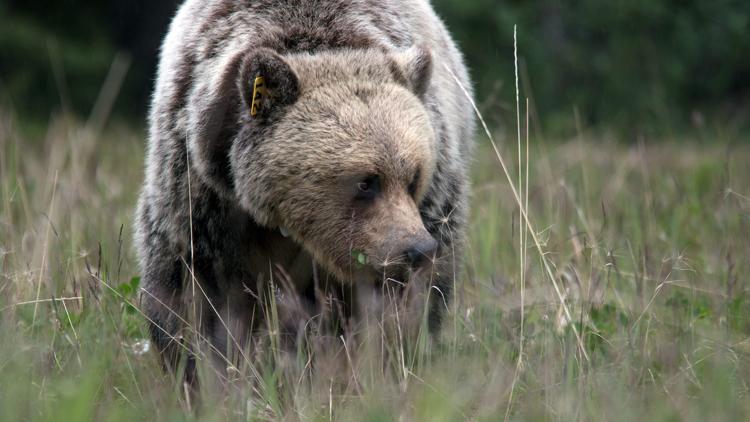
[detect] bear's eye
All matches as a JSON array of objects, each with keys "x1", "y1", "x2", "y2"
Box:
[
  {"x1": 408, "y1": 168, "x2": 421, "y2": 198},
  {"x1": 355, "y1": 175, "x2": 380, "y2": 201}
]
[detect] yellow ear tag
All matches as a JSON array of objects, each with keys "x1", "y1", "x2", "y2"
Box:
[{"x1": 250, "y1": 75, "x2": 267, "y2": 118}]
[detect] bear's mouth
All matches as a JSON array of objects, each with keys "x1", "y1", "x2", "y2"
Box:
[
  {"x1": 343, "y1": 262, "x2": 407, "y2": 287},
  {"x1": 372, "y1": 264, "x2": 421, "y2": 289}
]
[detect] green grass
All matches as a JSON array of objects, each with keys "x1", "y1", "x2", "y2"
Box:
[{"x1": 1, "y1": 113, "x2": 749, "y2": 420}]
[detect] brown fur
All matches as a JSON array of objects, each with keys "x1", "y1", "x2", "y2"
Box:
[{"x1": 134, "y1": 0, "x2": 475, "y2": 380}]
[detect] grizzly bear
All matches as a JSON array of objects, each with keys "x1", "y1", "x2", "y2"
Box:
[{"x1": 135, "y1": 0, "x2": 474, "y2": 377}]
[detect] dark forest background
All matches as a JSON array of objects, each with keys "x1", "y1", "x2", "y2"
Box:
[{"x1": 1, "y1": 0, "x2": 748, "y2": 135}]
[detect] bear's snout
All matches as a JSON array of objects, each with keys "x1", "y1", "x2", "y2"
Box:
[
  {"x1": 403, "y1": 234, "x2": 438, "y2": 269},
  {"x1": 365, "y1": 190, "x2": 438, "y2": 274}
]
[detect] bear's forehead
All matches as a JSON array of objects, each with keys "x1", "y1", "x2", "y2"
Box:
[
  {"x1": 270, "y1": 50, "x2": 436, "y2": 180},
  {"x1": 289, "y1": 86, "x2": 432, "y2": 153},
  {"x1": 277, "y1": 101, "x2": 433, "y2": 184},
  {"x1": 287, "y1": 49, "x2": 400, "y2": 88}
]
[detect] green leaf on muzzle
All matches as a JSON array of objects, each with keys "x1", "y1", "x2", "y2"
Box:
[{"x1": 352, "y1": 250, "x2": 369, "y2": 266}]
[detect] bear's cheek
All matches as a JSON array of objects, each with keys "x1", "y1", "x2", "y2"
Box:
[
  {"x1": 291, "y1": 208, "x2": 363, "y2": 271},
  {"x1": 353, "y1": 216, "x2": 405, "y2": 270}
]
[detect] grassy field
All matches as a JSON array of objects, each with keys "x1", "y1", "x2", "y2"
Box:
[{"x1": 1, "y1": 112, "x2": 749, "y2": 420}]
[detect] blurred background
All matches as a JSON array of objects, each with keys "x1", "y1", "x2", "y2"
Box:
[
  {"x1": 1, "y1": 0, "x2": 749, "y2": 136},
  {"x1": 1, "y1": 3, "x2": 749, "y2": 419}
]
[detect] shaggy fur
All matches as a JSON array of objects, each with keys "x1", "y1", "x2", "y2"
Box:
[{"x1": 135, "y1": 0, "x2": 474, "y2": 377}]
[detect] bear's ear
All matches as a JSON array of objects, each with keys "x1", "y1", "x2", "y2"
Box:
[
  {"x1": 186, "y1": 48, "x2": 299, "y2": 198},
  {"x1": 392, "y1": 45, "x2": 433, "y2": 98},
  {"x1": 186, "y1": 50, "x2": 248, "y2": 198},
  {"x1": 238, "y1": 49, "x2": 300, "y2": 120}
]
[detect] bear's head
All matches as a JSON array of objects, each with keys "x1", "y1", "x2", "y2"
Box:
[{"x1": 188, "y1": 46, "x2": 439, "y2": 283}]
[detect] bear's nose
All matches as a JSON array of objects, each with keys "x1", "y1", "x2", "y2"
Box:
[{"x1": 404, "y1": 236, "x2": 438, "y2": 269}]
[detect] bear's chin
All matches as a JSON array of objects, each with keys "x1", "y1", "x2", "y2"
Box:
[
  {"x1": 357, "y1": 265, "x2": 417, "y2": 288},
  {"x1": 327, "y1": 264, "x2": 382, "y2": 285},
  {"x1": 320, "y1": 261, "x2": 409, "y2": 288}
]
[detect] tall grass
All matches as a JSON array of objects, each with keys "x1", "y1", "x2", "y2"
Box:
[{"x1": 1, "y1": 103, "x2": 749, "y2": 420}]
